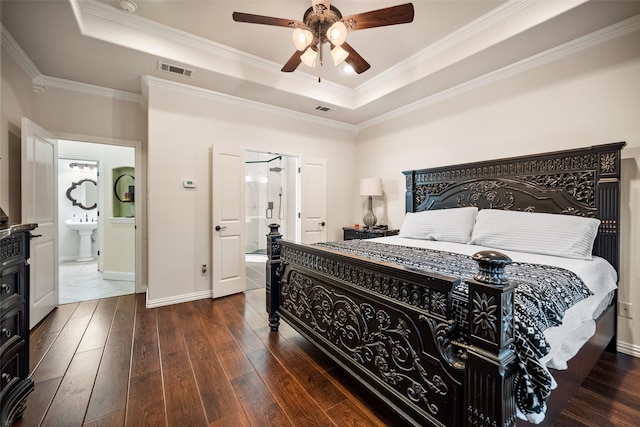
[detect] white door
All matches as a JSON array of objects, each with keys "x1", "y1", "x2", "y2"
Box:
[
  {"x1": 300, "y1": 157, "x2": 327, "y2": 244},
  {"x1": 21, "y1": 118, "x2": 58, "y2": 328},
  {"x1": 211, "y1": 144, "x2": 246, "y2": 298}
]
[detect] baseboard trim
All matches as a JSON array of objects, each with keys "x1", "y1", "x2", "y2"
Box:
[
  {"x1": 617, "y1": 340, "x2": 640, "y2": 358},
  {"x1": 59, "y1": 256, "x2": 97, "y2": 263},
  {"x1": 103, "y1": 271, "x2": 135, "y2": 281},
  {"x1": 145, "y1": 290, "x2": 212, "y2": 308}
]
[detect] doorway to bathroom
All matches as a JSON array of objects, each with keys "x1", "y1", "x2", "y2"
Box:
[
  {"x1": 244, "y1": 151, "x2": 299, "y2": 289},
  {"x1": 58, "y1": 140, "x2": 137, "y2": 304}
]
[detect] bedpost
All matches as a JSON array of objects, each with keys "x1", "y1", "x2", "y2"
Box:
[
  {"x1": 266, "y1": 223, "x2": 282, "y2": 331},
  {"x1": 403, "y1": 170, "x2": 416, "y2": 212},
  {"x1": 464, "y1": 250, "x2": 517, "y2": 427}
]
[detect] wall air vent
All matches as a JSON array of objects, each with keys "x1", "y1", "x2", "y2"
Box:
[
  {"x1": 315, "y1": 105, "x2": 332, "y2": 112},
  {"x1": 158, "y1": 61, "x2": 194, "y2": 77}
]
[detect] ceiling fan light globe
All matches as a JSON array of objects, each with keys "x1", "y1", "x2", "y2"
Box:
[
  {"x1": 342, "y1": 64, "x2": 355, "y2": 74},
  {"x1": 293, "y1": 28, "x2": 313, "y2": 51},
  {"x1": 331, "y1": 45, "x2": 349, "y2": 66},
  {"x1": 327, "y1": 21, "x2": 347, "y2": 46},
  {"x1": 300, "y1": 47, "x2": 318, "y2": 68}
]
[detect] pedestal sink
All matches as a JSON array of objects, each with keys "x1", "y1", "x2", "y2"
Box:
[{"x1": 65, "y1": 218, "x2": 97, "y2": 261}]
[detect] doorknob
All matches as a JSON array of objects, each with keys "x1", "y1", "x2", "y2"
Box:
[
  {"x1": 215, "y1": 225, "x2": 227, "y2": 231},
  {"x1": 319, "y1": 221, "x2": 326, "y2": 227}
]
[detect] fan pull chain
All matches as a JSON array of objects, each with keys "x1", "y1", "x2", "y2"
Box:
[{"x1": 317, "y1": 36, "x2": 322, "y2": 83}]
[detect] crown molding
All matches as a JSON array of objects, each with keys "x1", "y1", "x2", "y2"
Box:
[
  {"x1": 1, "y1": 24, "x2": 41, "y2": 80},
  {"x1": 142, "y1": 75, "x2": 358, "y2": 133},
  {"x1": 355, "y1": 0, "x2": 538, "y2": 96},
  {"x1": 358, "y1": 13, "x2": 640, "y2": 130},
  {"x1": 79, "y1": 0, "x2": 262, "y2": 65},
  {"x1": 42, "y1": 76, "x2": 141, "y2": 103},
  {"x1": 2, "y1": 22, "x2": 140, "y2": 103}
]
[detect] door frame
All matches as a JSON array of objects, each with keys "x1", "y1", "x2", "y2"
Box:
[{"x1": 55, "y1": 133, "x2": 145, "y2": 293}]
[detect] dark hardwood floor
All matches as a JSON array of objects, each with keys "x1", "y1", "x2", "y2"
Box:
[{"x1": 14, "y1": 262, "x2": 640, "y2": 426}]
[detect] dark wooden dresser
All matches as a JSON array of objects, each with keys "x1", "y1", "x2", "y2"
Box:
[
  {"x1": 0, "y1": 224, "x2": 37, "y2": 427},
  {"x1": 343, "y1": 226, "x2": 399, "y2": 240}
]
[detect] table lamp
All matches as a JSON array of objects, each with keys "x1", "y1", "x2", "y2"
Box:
[{"x1": 359, "y1": 178, "x2": 382, "y2": 229}]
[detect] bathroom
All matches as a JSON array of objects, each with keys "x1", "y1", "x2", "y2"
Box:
[
  {"x1": 58, "y1": 140, "x2": 136, "y2": 304},
  {"x1": 244, "y1": 151, "x2": 298, "y2": 260}
]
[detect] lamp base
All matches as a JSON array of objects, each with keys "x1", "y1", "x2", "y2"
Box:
[{"x1": 363, "y1": 196, "x2": 377, "y2": 229}]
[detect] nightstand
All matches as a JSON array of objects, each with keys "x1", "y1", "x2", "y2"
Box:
[{"x1": 343, "y1": 227, "x2": 399, "y2": 240}]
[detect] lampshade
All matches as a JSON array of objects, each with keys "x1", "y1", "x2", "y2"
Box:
[
  {"x1": 300, "y1": 47, "x2": 318, "y2": 68},
  {"x1": 359, "y1": 178, "x2": 382, "y2": 197},
  {"x1": 326, "y1": 21, "x2": 347, "y2": 46},
  {"x1": 330, "y1": 45, "x2": 349, "y2": 66},
  {"x1": 293, "y1": 28, "x2": 313, "y2": 51}
]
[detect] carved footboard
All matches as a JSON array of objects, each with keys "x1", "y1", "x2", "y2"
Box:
[{"x1": 266, "y1": 225, "x2": 518, "y2": 427}]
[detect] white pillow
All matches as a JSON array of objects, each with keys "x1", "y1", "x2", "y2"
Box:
[
  {"x1": 399, "y1": 207, "x2": 478, "y2": 244},
  {"x1": 470, "y1": 209, "x2": 600, "y2": 260}
]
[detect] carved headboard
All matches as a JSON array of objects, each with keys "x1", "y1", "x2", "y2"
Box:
[{"x1": 403, "y1": 142, "x2": 626, "y2": 273}]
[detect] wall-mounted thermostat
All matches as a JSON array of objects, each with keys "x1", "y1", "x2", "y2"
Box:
[{"x1": 183, "y1": 180, "x2": 197, "y2": 188}]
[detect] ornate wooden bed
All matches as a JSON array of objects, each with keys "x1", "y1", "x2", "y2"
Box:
[{"x1": 265, "y1": 142, "x2": 625, "y2": 426}]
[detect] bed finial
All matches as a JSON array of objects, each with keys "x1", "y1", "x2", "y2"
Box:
[
  {"x1": 471, "y1": 250, "x2": 511, "y2": 285},
  {"x1": 466, "y1": 250, "x2": 518, "y2": 426}
]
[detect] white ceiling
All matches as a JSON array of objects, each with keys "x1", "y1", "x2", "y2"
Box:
[{"x1": 3, "y1": 1, "x2": 640, "y2": 127}]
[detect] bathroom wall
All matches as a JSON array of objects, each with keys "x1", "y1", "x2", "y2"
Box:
[{"x1": 104, "y1": 148, "x2": 135, "y2": 279}]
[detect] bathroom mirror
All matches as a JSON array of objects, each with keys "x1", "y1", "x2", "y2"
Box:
[
  {"x1": 66, "y1": 179, "x2": 98, "y2": 210},
  {"x1": 114, "y1": 173, "x2": 135, "y2": 203}
]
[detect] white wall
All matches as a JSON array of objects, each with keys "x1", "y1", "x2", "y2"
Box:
[
  {"x1": 355, "y1": 34, "x2": 640, "y2": 355},
  {"x1": 145, "y1": 78, "x2": 357, "y2": 304},
  {"x1": 1, "y1": 46, "x2": 34, "y2": 223}
]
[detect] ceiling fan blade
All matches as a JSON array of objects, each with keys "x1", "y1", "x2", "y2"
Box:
[
  {"x1": 341, "y1": 42, "x2": 370, "y2": 74},
  {"x1": 232, "y1": 12, "x2": 304, "y2": 29},
  {"x1": 281, "y1": 51, "x2": 302, "y2": 72},
  {"x1": 341, "y1": 3, "x2": 414, "y2": 31}
]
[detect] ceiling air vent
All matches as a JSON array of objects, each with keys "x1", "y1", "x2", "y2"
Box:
[
  {"x1": 315, "y1": 105, "x2": 332, "y2": 112},
  {"x1": 158, "y1": 61, "x2": 194, "y2": 77}
]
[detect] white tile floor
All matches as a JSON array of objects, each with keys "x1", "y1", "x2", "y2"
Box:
[{"x1": 59, "y1": 260, "x2": 135, "y2": 304}]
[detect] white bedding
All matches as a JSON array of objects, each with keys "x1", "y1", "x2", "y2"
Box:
[{"x1": 373, "y1": 235, "x2": 618, "y2": 370}]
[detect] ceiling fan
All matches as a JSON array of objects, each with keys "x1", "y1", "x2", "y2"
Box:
[{"x1": 232, "y1": 0, "x2": 414, "y2": 74}]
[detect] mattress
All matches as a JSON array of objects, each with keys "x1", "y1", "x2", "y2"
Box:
[{"x1": 373, "y1": 236, "x2": 618, "y2": 370}]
